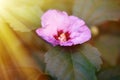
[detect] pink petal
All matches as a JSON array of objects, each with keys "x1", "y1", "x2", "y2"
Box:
[
  {"x1": 70, "y1": 25, "x2": 91, "y2": 45},
  {"x1": 36, "y1": 28, "x2": 59, "y2": 46},
  {"x1": 41, "y1": 10, "x2": 70, "y2": 30},
  {"x1": 64, "y1": 16, "x2": 91, "y2": 45},
  {"x1": 59, "y1": 41, "x2": 73, "y2": 46},
  {"x1": 68, "y1": 16, "x2": 85, "y2": 32}
]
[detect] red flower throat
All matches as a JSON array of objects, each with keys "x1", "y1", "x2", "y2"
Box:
[{"x1": 54, "y1": 30, "x2": 71, "y2": 42}]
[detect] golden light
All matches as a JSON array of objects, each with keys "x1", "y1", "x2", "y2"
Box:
[
  {"x1": 0, "y1": 0, "x2": 43, "y2": 32},
  {"x1": 0, "y1": 0, "x2": 5, "y2": 4},
  {"x1": 0, "y1": 0, "x2": 49, "y2": 79}
]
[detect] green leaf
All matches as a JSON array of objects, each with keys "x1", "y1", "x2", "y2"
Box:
[
  {"x1": 80, "y1": 44, "x2": 102, "y2": 71},
  {"x1": 73, "y1": 0, "x2": 120, "y2": 26},
  {"x1": 45, "y1": 44, "x2": 102, "y2": 80},
  {"x1": 97, "y1": 66, "x2": 120, "y2": 80}
]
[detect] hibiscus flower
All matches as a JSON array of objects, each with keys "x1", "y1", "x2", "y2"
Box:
[{"x1": 36, "y1": 10, "x2": 91, "y2": 46}]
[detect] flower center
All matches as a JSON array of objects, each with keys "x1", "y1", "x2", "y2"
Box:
[
  {"x1": 54, "y1": 30, "x2": 70, "y2": 42},
  {"x1": 58, "y1": 33, "x2": 67, "y2": 42}
]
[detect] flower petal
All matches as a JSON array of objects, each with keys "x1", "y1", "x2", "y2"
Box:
[
  {"x1": 68, "y1": 16, "x2": 85, "y2": 32},
  {"x1": 41, "y1": 10, "x2": 70, "y2": 29},
  {"x1": 70, "y1": 25, "x2": 91, "y2": 45},
  {"x1": 36, "y1": 28, "x2": 59, "y2": 46},
  {"x1": 59, "y1": 41, "x2": 73, "y2": 46}
]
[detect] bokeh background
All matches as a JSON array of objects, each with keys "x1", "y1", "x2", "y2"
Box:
[{"x1": 0, "y1": 0, "x2": 120, "y2": 80}]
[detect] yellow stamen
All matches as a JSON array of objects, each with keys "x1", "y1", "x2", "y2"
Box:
[{"x1": 58, "y1": 33, "x2": 67, "y2": 42}]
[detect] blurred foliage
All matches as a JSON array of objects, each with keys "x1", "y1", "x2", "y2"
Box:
[
  {"x1": 92, "y1": 20, "x2": 120, "y2": 68},
  {"x1": 73, "y1": 0, "x2": 120, "y2": 26},
  {"x1": 98, "y1": 20, "x2": 120, "y2": 35},
  {"x1": 41, "y1": 0, "x2": 74, "y2": 14},
  {"x1": 95, "y1": 34, "x2": 120, "y2": 67},
  {"x1": 97, "y1": 66, "x2": 120, "y2": 80}
]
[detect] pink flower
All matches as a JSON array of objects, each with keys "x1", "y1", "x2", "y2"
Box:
[{"x1": 36, "y1": 10, "x2": 91, "y2": 46}]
